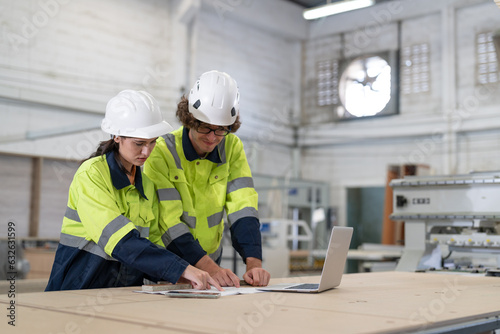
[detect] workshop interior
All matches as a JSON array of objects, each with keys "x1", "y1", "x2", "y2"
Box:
[{"x1": 1, "y1": 0, "x2": 500, "y2": 332}]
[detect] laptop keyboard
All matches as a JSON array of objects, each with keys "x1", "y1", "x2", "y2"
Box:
[{"x1": 285, "y1": 283, "x2": 319, "y2": 290}]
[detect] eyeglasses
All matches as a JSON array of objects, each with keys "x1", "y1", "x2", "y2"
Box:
[{"x1": 195, "y1": 125, "x2": 231, "y2": 137}]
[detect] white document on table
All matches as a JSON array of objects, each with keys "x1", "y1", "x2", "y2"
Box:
[{"x1": 134, "y1": 286, "x2": 263, "y2": 297}]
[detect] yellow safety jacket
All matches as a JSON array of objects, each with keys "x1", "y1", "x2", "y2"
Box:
[
  {"x1": 144, "y1": 127, "x2": 261, "y2": 265},
  {"x1": 46, "y1": 151, "x2": 188, "y2": 291}
]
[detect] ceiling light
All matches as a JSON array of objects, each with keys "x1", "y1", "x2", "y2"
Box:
[{"x1": 303, "y1": 0, "x2": 375, "y2": 20}]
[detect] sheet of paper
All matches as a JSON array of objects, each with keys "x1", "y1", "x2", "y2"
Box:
[{"x1": 134, "y1": 286, "x2": 264, "y2": 296}]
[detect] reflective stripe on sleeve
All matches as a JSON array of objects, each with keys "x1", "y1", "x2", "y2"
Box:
[
  {"x1": 227, "y1": 207, "x2": 259, "y2": 226},
  {"x1": 208, "y1": 243, "x2": 223, "y2": 262},
  {"x1": 65, "y1": 207, "x2": 81, "y2": 222},
  {"x1": 136, "y1": 226, "x2": 150, "y2": 238},
  {"x1": 98, "y1": 215, "x2": 132, "y2": 250},
  {"x1": 161, "y1": 223, "x2": 191, "y2": 247},
  {"x1": 226, "y1": 177, "x2": 254, "y2": 194},
  {"x1": 163, "y1": 133, "x2": 183, "y2": 170},
  {"x1": 157, "y1": 188, "x2": 181, "y2": 201},
  {"x1": 59, "y1": 233, "x2": 116, "y2": 261},
  {"x1": 181, "y1": 212, "x2": 196, "y2": 229},
  {"x1": 217, "y1": 137, "x2": 227, "y2": 166},
  {"x1": 207, "y1": 210, "x2": 224, "y2": 228}
]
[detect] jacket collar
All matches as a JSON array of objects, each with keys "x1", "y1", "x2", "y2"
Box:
[
  {"x1": 182, "y1": 127, "x2": 222, "y2": 163},
  {"x1": 106, "y1": 151, "x2": 148, "y2": 200}
]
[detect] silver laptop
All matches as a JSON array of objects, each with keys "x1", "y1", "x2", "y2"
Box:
[{"x1": 258, "y1": 226, "x2": 353, "y2": 293}]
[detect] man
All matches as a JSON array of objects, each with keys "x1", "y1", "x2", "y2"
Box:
[{"x1": 144, "y1": 70, "x2": 270, "y2": 287}]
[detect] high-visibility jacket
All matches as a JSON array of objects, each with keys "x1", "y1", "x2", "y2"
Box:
[
  {"x1": 45, "y1": 151, "x2": 189, "y2": 291},
  {"x1": 143, "y1": 127, "x2": 262, "y2": 266}
]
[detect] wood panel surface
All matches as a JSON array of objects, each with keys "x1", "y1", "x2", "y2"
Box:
[{"x1": 1, "y1": 272, "x2": 499, "y2": 333}]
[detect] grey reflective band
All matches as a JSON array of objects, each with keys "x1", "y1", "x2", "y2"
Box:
[
  {"x1": 59, "y1": 233, "x2": 86, "y2": 248},
  {"x1": 217, "y1": 137, "x2": 227, "y2": 166},
  {"x1": 98, "y1": 215, "x2": 132, "y2": 250},
  {"x1": 163, "y1": 133, "x2": 183, "y2": 170},
  {"x1": 227, "y1": 177, "x2": 254, "y2": 194},
  {"x1": 157, "y1": 188, "x2": 181, "y2": 201},
  {"x1": 136, "y1": 226, "x2": 150, "y2": 238},
  {"x1": 161, "y1": 223, "x2": 191, "y2": 247},
  {"x1": 59, "y1": 233, "x2": 116, "y2": 261},
  {"x1": 208, "y1": 243, "x2": 223, "y2": 262},
  {"x1": 207, "y1": 211, "x2": 224, "y2": 228},
  {"x1": 181, "y1": 212, "x2": 197, "y2": 229},
  {"x1": 64, "y1": 207, "x2": 81, "y2": 222},
  {"x1": 227, "y1": 207, "x2": 259, "y2": 226}
]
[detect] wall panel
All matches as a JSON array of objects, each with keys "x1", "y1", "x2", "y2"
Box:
[
  {"x1": 0, "y1": 0, "x2": 176, "y2": 159},
  {"x1": 399, "y1": 13, "x2": 442, "y2": 115},
  {"x1": 191, "y1": 9, "x2": 299, "y2": 173},
  {"x1": 0, "y1": 155, "x2": 31, "y2": 237},
  {"x1": 39, "y1": 158, "x2": 78, "y2": 238}
]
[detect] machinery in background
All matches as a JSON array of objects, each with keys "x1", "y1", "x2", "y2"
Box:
[
  {"x1": 260, "y1": 219, "x2": 315, "y2": 276},
  {"x1": 0, "y1": 240, "x2": 30, "y2": 280},
  {"x1": 219, "y1": 218, "x2": 319, "y2": 278},
  {"x1": 347, "y1": 243, "x2": 403, "y2": 272},
  {"x1": 0, "y1": 238, "x2": 58, "y2": 280},
  {"x1": 260, "y1": 219, "x2": 313, "y2": 251},
  {"x1": 221, "y1": 174, "x2": 334, "y2": 277},
  {"x1": 390, "y1": 171, "x2": 500, "y2": 274},
  {"x1": 252, "y1": 173, "x2": 333, "y2": 251}
]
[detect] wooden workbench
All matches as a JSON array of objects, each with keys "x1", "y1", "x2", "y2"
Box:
[{"x1": 1, "y1": 271, "x2": 499, "y2": 333}]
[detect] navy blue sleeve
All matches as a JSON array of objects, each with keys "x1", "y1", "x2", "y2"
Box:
[
  {"x1": 230, "y1": 217, "x2": 262, "y2": 262},
  {"x1": 112, "y1": 229, "x2": 189, "y2": 284},
  {"x1": 166, "y1": 233, "x2": 207, "y2": 266}
]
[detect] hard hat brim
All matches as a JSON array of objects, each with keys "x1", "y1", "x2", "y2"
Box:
[{"x1": 102, "y1": 120, "x2": 173, "y2": 139}]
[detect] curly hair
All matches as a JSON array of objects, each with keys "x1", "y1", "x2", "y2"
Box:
[{"x1": 176, "y1": 96, "x2": 241, "y2": 132}]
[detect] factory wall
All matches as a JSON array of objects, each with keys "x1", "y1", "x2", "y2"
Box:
[
  {"x1": 189, "y1": 1, "x2": 302, "y2": 176},
  {"x1": 0, "y1": 0, "x2": 176, "y2": 159}
]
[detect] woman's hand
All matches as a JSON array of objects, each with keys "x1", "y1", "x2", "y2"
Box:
[{"x1": 180, "y1": 265, "x2": 223, "y2": 291}]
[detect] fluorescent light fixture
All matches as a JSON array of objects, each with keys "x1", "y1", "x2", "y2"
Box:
[{"x1": 303, "y1": 0, "x2": 375, "y2": 20}]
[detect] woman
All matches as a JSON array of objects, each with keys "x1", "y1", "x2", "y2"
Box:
[{"x1": 46, "y1": 90, "x2": 221, "y2": 291}]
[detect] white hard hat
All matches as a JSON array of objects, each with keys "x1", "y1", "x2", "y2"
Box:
[
  {"x1": 101, "y1": 90, "x2": 172, "y2": 139},
  {"x1": 188, "y1": 70, "x2": 239, "y2": 126}
]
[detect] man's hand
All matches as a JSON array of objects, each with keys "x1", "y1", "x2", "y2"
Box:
[
  {"x1": 210, "y1": 267, "x2": 241, "y2": 287},
  {"x1": 180, "y1": 265, "x2": 223, "y2": 291},
  {"x1": 195, "y1": 255, "x2": 240, "y2": 287},
  {"x1": 243, "y1": 257, "x2": 270, "y2": 287}
]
